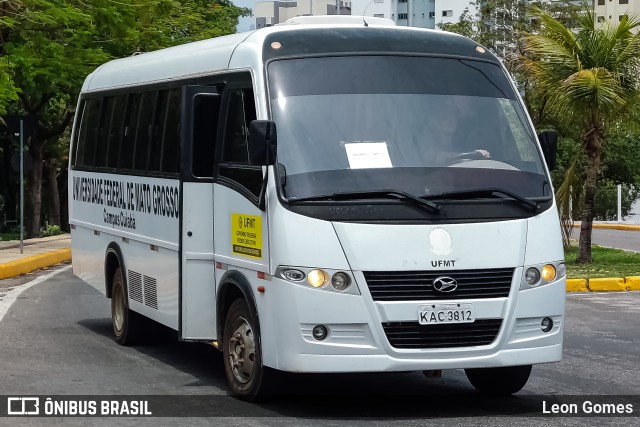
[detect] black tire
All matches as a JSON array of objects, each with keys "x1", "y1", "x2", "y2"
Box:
[
  {"x1": 465, "y1": 365, "x2": 532, "y2": 396},
  {"x1": 222, "y1": 298, "x2": 270, "y2": 400},
  {"x1": 110, "y1": 267, "x2": 141, "y2": 345}
]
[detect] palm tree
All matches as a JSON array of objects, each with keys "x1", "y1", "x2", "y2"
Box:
[{"x1": 521, "y1": 7, "x2": 640, "y2": 263}]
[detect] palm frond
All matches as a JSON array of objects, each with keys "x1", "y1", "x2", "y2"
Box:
[{"x1": 558, "y1": 68, "x2": 626, "y2": 118}]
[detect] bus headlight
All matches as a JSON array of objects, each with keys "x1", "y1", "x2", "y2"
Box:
[
  {"x1": 556, "y1": 263, "x2": 566, "y2": 278},
  {"x1": 275, "y1": 266, "x2": 360, "y2": 295},
  {"x1": 525, "y1": 267, "x2": 540, "y2": 286},
  {"x1": 281, "y1": 268, "x2": 305, "y2": 282},
  {"x1": 331, "y1": 272, "x2": 351, "y2": 291},
  {"x1": 307, "y1": 269, "x2": 328, "y2": 288},
  {"x1": 541, "y1": 264, "x2": 556, "y2": 281},
  {"x1": 520, "y1": 261, "x2": 565, "y2": 291}
]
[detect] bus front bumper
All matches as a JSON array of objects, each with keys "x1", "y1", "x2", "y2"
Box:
[{"x1": 260, "y1": 273, "x2": 565, "y2": 373}]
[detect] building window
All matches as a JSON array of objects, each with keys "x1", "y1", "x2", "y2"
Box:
[
  {"x1": 442, "y1": 10, "x2": 453, "y2": 17},
  {"x1": 374, "y1": 13, "x2": 384, "y2": 18},
  {"x1": 398, "y1": 13, "x2": 408, "y2": 19},
  {"x1": 398, "y1": 0, "x2": 408, "y2": 2},
  {"x1": 620, "y1": 0, "x2": 628, "y2": 4},
  {"x1": 620, "y1": 15, "x2": 625, "y2": 21},
  {"x1": 429, "y1": 11, "x2": 435, "y2": 18},
  {"x1": 597, "y1": 16, "x2": 605, "y2": 22},
  {"x1": 598, "y1": 0, "x2": 604, "y2": 4}
]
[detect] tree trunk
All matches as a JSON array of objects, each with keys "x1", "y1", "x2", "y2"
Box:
[
  {"x1": 576, "y1": 128, "x2": 604, "y2": 264},
  {"x1": 25, "y1": 143, "x2": 44, "y2": 238},
  {"x1": 44, "y1": 158, "x2": 61, "y2": 226},
  {"x1": 0, "y1": 137, "x2": 18, "y2": 227}
]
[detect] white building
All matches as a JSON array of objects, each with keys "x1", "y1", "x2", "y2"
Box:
[
  {"x1": 594, "y1": 0, "x2": 640, "y2": 31},
  {"x1": 351, "y1": 0, "x2": 476, "y2": 29},
  {"x1": 255, "y1": 0, "x2": 352, "y2": 28}
]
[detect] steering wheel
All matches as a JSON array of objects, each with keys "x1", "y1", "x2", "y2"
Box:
[{"x1": 452, "y1": 151, "x2": 490, "y2": 163}]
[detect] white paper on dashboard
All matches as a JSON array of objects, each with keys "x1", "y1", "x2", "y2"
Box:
[{"x1": 344, "y1": 142, "x2": 393, "y2": 169}]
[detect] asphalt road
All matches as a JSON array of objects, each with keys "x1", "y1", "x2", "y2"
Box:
[
  {"x1": 571, "y1": 228, "x2": 640, "y2": 252},
  {"x1": 0, "y1": 268, "x2": 638, "y2": 426}
]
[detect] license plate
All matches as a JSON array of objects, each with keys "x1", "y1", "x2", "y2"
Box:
[{"x1": 418, "y1": 303, "x2": 475, "y2": 325}]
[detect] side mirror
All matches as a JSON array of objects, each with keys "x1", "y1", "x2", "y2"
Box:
[
  {"x1": 538, "y1": 129, "x2": 558, "y2": 171},
  {"x1": 248, "y1": 120, "x2": 277, "y2": 166}
]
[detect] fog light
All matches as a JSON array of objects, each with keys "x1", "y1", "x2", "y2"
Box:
[
  {"x1": 307, "y1": 270, "x2": 328, "y2": 288},
  {"x1": 541, "y1": 317, "x2": 553, "y2": 332},
  {"x1": 312, "y1": 325, "x2": 328, "y2": 340},
  {"x1": 525, "y1": 267, "x2": 541, "y2": 286},
  {"x1": 331, "y1": 272, "x2": 351, "y2": 291},
  {"x1": 541, "y1": 264, "x2": 556, "y2": 281}
]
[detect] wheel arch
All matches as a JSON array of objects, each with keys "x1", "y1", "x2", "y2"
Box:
[
  {"x1": 105, "y1": 243, "x2": 126, "y2": 299},
  {"x1": 216, "y1": 270, "x2": 260, "y2": 342}
]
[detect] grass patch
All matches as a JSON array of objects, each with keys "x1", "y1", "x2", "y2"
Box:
[
  {"x1": 0, "y1": 231, "x2": 19, "y2": 242},
  {"x1": 565, "y1": 245, "x2": 640, "y2": 279}
]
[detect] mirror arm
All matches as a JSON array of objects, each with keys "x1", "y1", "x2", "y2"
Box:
[{"x1": 258, "y1": 166, "x2": 268, "y2": 211}]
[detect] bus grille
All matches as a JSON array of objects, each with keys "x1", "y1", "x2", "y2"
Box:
[
  {"x1": 143, "y1": 276, "x2": 158, "y2": 310},
  {"x1": 363, "y1": 269, "x2": 514, "y2": 301},
  {"x1": 382, "y1": 319, "x2": 502, "y2": 349},
  {"x1": 128, "y1": 271, "x2": 143, "y2": 304}
]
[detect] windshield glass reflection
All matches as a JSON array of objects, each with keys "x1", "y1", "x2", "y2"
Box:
[{"x1": 268, "y1": 56, "x2": 548, "y2": 200}]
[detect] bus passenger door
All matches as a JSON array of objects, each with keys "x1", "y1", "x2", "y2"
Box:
[
  {"x1": 213, "y1": 84, "x2": 270, "y2": 294},
  {"x1": 180, "y1": 85, "x2": 221, "y2": 340}
]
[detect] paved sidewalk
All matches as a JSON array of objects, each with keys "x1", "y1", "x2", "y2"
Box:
[{"x1": 0, "y1": 234, "x2": 71, "y2": 280}]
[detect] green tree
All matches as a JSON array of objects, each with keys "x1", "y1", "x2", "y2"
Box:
[
  {"x1": 438, "y1": 7, "x2": 476, "y2": 39},
  {"x1": 1, "y1": 0, "x2": 250, "y2": 237},
  {"x1": 521, "y1": 8, "x2": 640, "y2": 263}
]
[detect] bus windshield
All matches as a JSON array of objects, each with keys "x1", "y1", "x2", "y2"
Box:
[{"x1": 267, "y1": 56, "x2": 549, "y2": 201}]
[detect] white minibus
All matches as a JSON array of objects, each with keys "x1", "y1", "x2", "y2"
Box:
[{"x1": 69, "y1": 16, "x2": 565, "y2": 399}]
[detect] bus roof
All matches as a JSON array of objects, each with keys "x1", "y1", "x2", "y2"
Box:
[{"x1": 82, "y1": 20, "x2": 494, "y2": 93}]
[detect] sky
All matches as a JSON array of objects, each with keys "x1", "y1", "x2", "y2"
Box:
[{"x1": 234, "y1": 0, "x2": 257, "y2": 33}]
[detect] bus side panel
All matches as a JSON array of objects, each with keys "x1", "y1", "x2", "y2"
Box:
[
  {"x1": 119, "y1": 237, "x2": 179, "y2": 330},
  {"x1": 69, "y1": 171, "x2": 180, "y2": 330},
  {"x1": 180, "y1": 182, "x2": 216, "y2": 339},
  {"x1": 71, "y1": 226, "x2": 107, "y2": 296}
]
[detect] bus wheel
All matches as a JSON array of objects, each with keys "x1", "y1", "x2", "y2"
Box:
[
  {"x1": 465, "y1": 365, "x2": 532, "y2": 396},
  {"x1": 223, "y1": 299, "x2": 266, "y2": 400},
  {"x1": 111, "y1": 267, "x2": 139, "y2": 345}
]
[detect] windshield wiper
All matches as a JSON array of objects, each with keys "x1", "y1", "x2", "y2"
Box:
[
  {"x1": 288, "y1": 190, "x2": 441, "y2": 213},
  {"x1": 422, "y1": 188, "x2": 540, "y2": 212}
]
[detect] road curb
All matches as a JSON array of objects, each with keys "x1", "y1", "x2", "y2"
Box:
[
  {"x1": 0, "y1": 249, "x2": 72, "y2": 280},
  {"x1": 566, "y1": 279, "x2": 588, "y2": 292},
  {"x1": 573, "y1": 223, "x2": 640, "y2": 231},
  {"x1": 566, "y1": 276, "x2": 640, "y2": 292}
]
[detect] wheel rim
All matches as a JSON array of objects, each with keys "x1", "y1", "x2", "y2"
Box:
[
  {"x1": 227, "y1": 316, "x2": 256, "y2": 384},
  {"x1": 113, "y1": 279, "x2": 125, "y2": 332}
]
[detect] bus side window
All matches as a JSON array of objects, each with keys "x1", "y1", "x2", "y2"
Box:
[
  {"x1": 75, "y1": 98, "x2": 101, "y2": 167},
  {"x1": 134, "y1": 91, "x2": 158, "y2": 171},
  {"x1": 95, "y1": 97, "x2": 114, "y2": 168},
  {"x1": 162, "y1": 89, "x2": 181, "y2": 174},
  {"x1": 218, "y1": 88, "x2": 262, "y2": 198},
  {"x1": 192, "y1": 91, "x2": 221, "y2": 178},
  {"x1": 106, "y1": 95, "x2": 127, "y2": 169},
  {"x1": 119, "y1": 94, "x2": 141, "y2": 171},
  {"x1": 149, "y1": 91, "x2": 169, "y2": 173}
]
